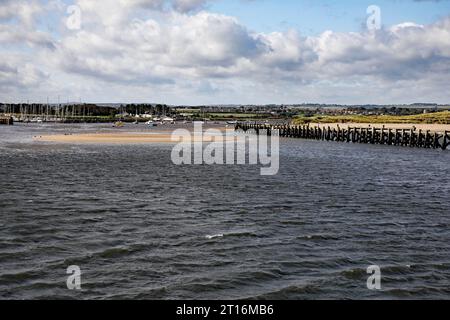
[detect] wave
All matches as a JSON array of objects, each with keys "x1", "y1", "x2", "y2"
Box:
[
  {"x1": 247, "y1": 284, "x2": 322, "y2": 300},
  {"x1": 296, "y1": 234, "x2": 340, "y2": 241},
  {"x1": 205, "y1": 234, "x2": 223, "y2": 240},
  {"x1": 0, "y1": 270, "x2": 41, "y2": 285},
  {"x1": 205, "y1": 230, "x2": 257, "y2": 240}
]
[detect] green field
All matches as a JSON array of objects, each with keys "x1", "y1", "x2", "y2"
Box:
[
  {"x1": 293, "y1": 111, "x2": 450, "y2": 125},
  {"x1": 177, "y1": 111, "x2": 271, "y2": 120},
  {"x1": 208, "y1": 113, "x2": 264, "y2": 118}
]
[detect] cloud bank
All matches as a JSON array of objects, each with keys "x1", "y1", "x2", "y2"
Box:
[{"x1": 1, "y1": 0, "x2": 450, "y2": 104}]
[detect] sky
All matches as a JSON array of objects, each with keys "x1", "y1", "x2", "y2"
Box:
[
  {"x1": 1, "y1": 0, "x2": 450, "y2": 105},
  {"x1": 211, "y1": 0, "x2": 450, "y2": 34}
]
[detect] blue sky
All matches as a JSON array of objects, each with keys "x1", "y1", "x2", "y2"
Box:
[
  {"x1": 1, "y1": 0, "x2": 450, "y2": 104},
  {"x1": 209, "y1": 0, "x2": 450, "y2": 34},
  {"x1": 52, "y1": 0, "x2": 450, "y2": 35}
]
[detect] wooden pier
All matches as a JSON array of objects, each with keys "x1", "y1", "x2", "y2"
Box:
[
  {"x1": 0, "y1": 117, "x2": 13, "y2": 125},
  {"x1": 235, "y1": 123, "x2": 450, "y2": 151}
]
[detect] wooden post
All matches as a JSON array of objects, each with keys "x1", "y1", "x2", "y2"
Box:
[
  {"x1": 417, "y1": 130, "x2": 423, "y2": 148},
  {"x1": 444, "y1": 131, "x2": 450, "y2": 151},
  {"x1": 387, "y1": 129, "x2": 392, "y2": 145},
  {"x1": 425, "y1": 130, "x2": 431, "y2": 148},
  {"x1": 433, "y1": 132, "x2": 439, "y2": 149},
  {"x1": 410, "y1": 129, "x2": 414, "y2": 147}
]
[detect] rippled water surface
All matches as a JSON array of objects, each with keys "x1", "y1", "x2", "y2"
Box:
[{"x1": 1, "y1": 123, "x2": 450, "y2": 299}]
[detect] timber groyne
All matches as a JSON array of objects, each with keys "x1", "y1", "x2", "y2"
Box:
[
  {"x1": 0, "y1": 117, "x2": 13, "y2": 125},
  {"x1": 235, "y1": 123, "x2": 449, "y2": 150}
]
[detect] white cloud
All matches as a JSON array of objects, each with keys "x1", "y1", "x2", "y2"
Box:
[
  {"x1": 172, "y1": 0, "x2": 210, "y2": 13},
  {"x1": 0, "y1": 53, "x2": 48, "y2": 88}
]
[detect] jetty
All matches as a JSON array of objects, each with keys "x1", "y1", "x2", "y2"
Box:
[
  {"x1": 0, "y1": 116, "x2": 13, "y2": 125},
  {"x1": 235, "y1": 123, "x2": 450, "y2": 150}
]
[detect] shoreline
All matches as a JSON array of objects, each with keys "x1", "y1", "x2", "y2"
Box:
[
  {"x1": 33, "y1": 130, "x2": 235, "y2": 144},
  {"x1": 31, "y1": 123, "x2": 450, "y2": 144}
]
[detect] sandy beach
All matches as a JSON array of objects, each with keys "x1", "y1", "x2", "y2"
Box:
[{"x1": 34, "y1": 131, "x2": 235, "y2": 144}]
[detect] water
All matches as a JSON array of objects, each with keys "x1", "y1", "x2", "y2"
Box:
[{"x1": 1, "y1": 123, "x2": 450, "y2": 300}]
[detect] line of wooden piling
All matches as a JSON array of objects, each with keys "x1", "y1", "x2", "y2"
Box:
[
  {"x1": 0, "y1": 117, "x2": 13, "y2": 125},
  {"x1": 235, "y1": 123, "x2": 449, "y2": 151}
]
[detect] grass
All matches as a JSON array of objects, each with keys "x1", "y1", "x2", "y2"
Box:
[
  {"x1": 177, "y1": 112, "x2": 270, "y2": 120},
  {"x1": 293, "y1": 111, "x2": 450, "y2": 125},
  {"x1": 208, "y1": 113, "x2": 264, "y2": 118}
]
